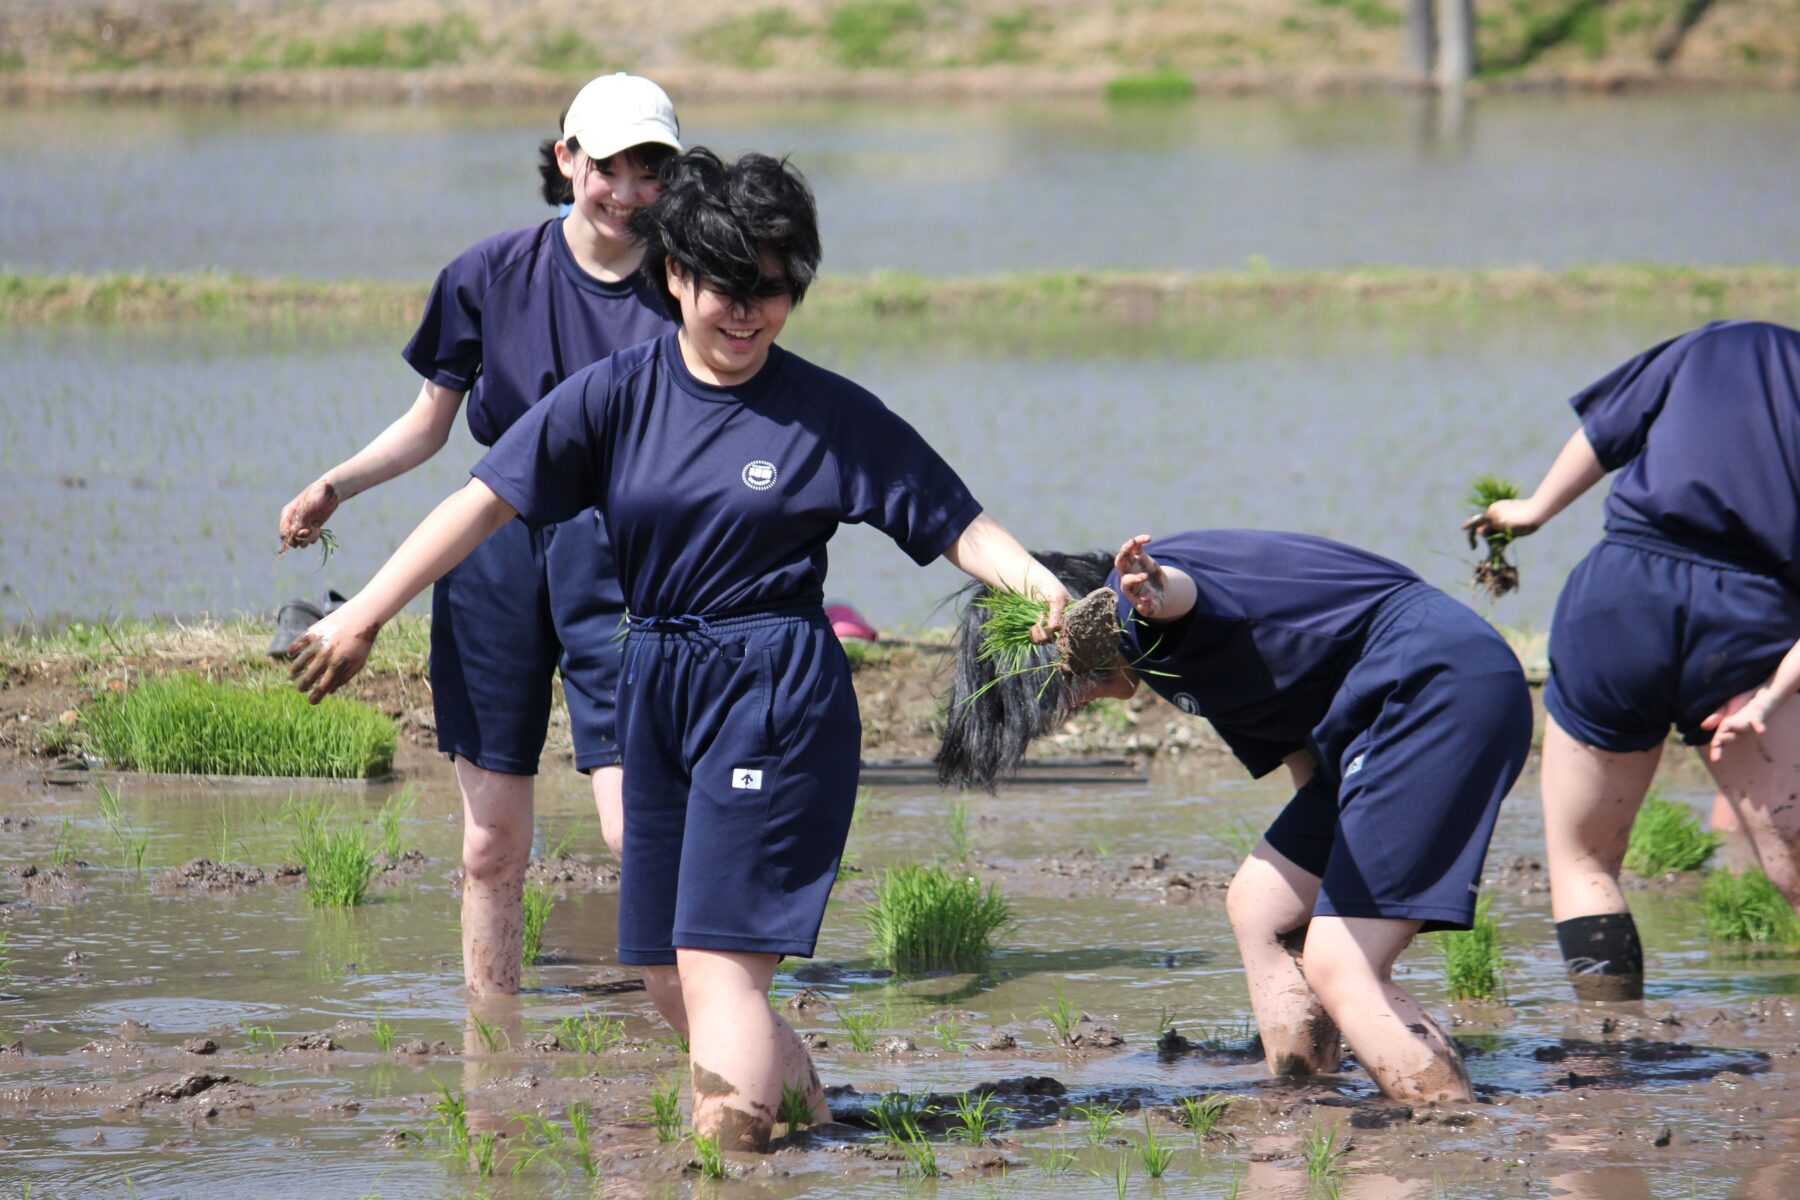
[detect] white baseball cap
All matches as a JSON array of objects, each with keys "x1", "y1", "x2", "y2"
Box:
[{"x1": 562, "y1": 73, "x2": 682, "y2": 162}]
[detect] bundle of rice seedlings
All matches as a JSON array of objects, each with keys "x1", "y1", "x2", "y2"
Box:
[
  {"x1": 1703, "y1": 868, "x2": 1800, "y2": 945},
  {"x1": 1623, "y1": 790, "x2": 1722, "y2": 876},
  {"x1": 285, "y1": 802, "x2": 376, "y2": 907},
  {"x1": 1466, "y1": 474, "x2": 1523, "y2": 597},
  {"x1": 973, "y1": 585, "x2": 1121, "y2": 694},
  {"x1": 1441, "y1": 894, "x2": 1506, "y2": 1001},
  {"x1": 864, "y1": 864, "x2": 1014, "y2": 971}
]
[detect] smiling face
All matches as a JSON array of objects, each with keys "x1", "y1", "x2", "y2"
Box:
[
  {"x1": 556, "y1": 143, "x2": 663, "y2": 249},
  {"x1": 666, "y1": 254, "x2": 793, "y2": 387}
]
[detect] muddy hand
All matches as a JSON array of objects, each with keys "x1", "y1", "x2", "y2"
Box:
[
  {"x1": 287, "y1": 616, "x2": 376, "y2": 705},
  {"x1": 1030, "y1": 590, "x2": 1068, "y2": 645},
  {"x1": 1462, "y1": 498, "x2": 1539, "y2": 550},
  {"x1": 1114, "y1": 534, "x2": 1168, "y2": 618},
  {"x1": 278, "y1": 478, "x2": 340, "y2": 555},
  {"x1": 1702, "y1": 686, "x2": 1775, "y2": 764}
]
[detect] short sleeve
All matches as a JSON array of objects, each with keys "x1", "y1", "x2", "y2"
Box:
[
  {"x1": 1570, "y1": 331, "x2": 1697, "y2": 472},
  {"x1": 471, "y1": 361, "x2": 611, "y2": 528},
  {"x1": 1210, "y1": 721, "x2": 1298, "y2": 778},
  {"x1": 402, "y1": 254, "x2": 487, "y2": 391},
  {"x1": 834, "y1": 392, "x2": 983, "y2": 565}
]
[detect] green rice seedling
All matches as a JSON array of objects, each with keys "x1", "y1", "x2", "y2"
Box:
[
  {"x1": 47, "y1": 818, "x2": 78, "y2": 868},
  {"x1": 931, "y1": 1017, "x2": 967, "y2": 1051},
  {"x1": 521, "y1": 880, "x2": 554, "y2": 966},
  {"x1": 949, "y1": 1090, "x2": 1010, "y2": 1144},
  {"x1": 872, "y1": 1091, "x2": 937, "y2": 1142},
  {"x1": 691, "y1": 1131, "x2": 726, "y2": 1179},
  {"x1": 285, "y1": 802, "x2": 376, "y2": 907},
  {"x1": 242, "y1": 1022, "x2": 278, "y2": 1052},
  {"x1": 468, "y1": 1013, "x2": 510, "y2": 1053},
  {"x1": 1103, "y1": 68, "x2": 1195, "y2": 104},
  {"x1": 864, "y1": 864, "x2": 1013, "y2": 971},
  {"x1": 84, "y1": 674, "x2": 396, "y2": 779},
  {"x1": 1176, "y1": 1093, "x2": 1232, "y2": 1141},
  {"x1": 567, "y1": 1102, "x2": 597, "y2": 1176},
  {"x1": 891, "y1": 1122, "x2": 944, "y2": 1179},
  {"x1": 1191, "y1": 1019, "x2": 1258, "y2": 1052},
  {"x1": 650, "y1": 1076, "x2": 683, "y2": 1143},
  {"x1": 672, "y1": 1031, "x2": 690, "y2": 1054},
  {"x1": 1300, "y1": 1121, "x2": 1351, "y2": 1182},
  {"x1": 370, "y1": 1014, "x2": 397, "y2": 1052},
  {"x1": 1624, "y1": 790, "x2": 1722, "y2": 876},
  {"x1": 376, "y1": 785, "x2": 417, "y2": 860},
  {"x1": 1152, "y1": 1005, "x2": 1179, "y2": 1038},
  {"x1": 1465, "y1": 474, "x2": 1523, "y2": 597},
  {"x1": 1441, "y1": 894, "x2": 1507, "y2": 1001},
  {"x1": 470, "y1": 1130, "x2": 499, "y2": 1178},
  {"x1": 1210, "y1": 817, "x2": 1263, "y2": 863},
  {"x1": 1703, "y1": 868, "x2": 1800, "y2": 944},
  {"x1": 1135, "y1": 1114, "x2": 1178, "y2": 1178},
  {"x1": 211, "y1": 811, "x2": 236, "y2": 863},
  {"x1": 1023, "y1": 1135, "x2": 1078, "y2": 1175},
  {"x1": 945, "y1": 795, "x2": 974, "y2": 862},
  {"x1": 779, "y1": 1083, "x2": 814, "y2": 1132},
  {"x1": 1089, "y1": 1152, "x2": 1132, "y2": 1198},
  {"x1": 427, "y1": 1083, "x2": 471, "y2": 1159},
  {"x1": 0, "y1": 929, "x2": 16, "y2": 986},
  {"x1": 555, "y1": 1010, "x2": 625, "y2": 1055},
  {"x1": 97, "y1": 781, "x2": 147, "y2": 871},
  {"x1": 833, "y1": 997, "x2": 884, "y2": 1052},
  {"x1": 1040, "y1": 985, "x2": 1079, "y2": 1045},
  {"x1": 1073, "y1": 1101, "x2": 1124, "y2": 1146},
  {"x1": 312, "y1": 528, "x2": 340, "y2": 568},
  {"x1": 546, "y1": 822, "x2": 577, "y2": 860},
  {"x1": 508, "y1": 1110, "x2": 564, "y2": 1177}
]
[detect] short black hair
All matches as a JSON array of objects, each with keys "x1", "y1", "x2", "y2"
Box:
[
  {"x1": 535, "y1": 132, "x2": 678, "y2": 208},
  {"x1": 628, "y1": 148, "x2": 822, "y2": 322},
  {"x1": 934, "y1": 550, "x2": 1114, "y2": 793}
]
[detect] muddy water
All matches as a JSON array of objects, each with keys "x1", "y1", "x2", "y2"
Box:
[
  {"x1": 3, "y1": 94, "x2": 1799, "y2": 278},
  {"x1": 0, "y1": 306, "x2": 1747, "y2": 631},
  {"x1": 3, "y1": 753, "x2": 1799, "y2": 1198}
]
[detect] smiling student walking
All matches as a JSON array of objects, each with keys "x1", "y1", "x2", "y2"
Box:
[
  {"x1": 286, "y1": 147, "x2": 1070, "y2": 1149},
  {"x1": 940, "y1": 530, "x2": 1531, "y2": 1103},
  {"x1": 276, "y1": 74, "x2": 682, "y2": 995},
  {"x1": 1466, "y1": 320, "x2": 1800, "y2": 1000}
]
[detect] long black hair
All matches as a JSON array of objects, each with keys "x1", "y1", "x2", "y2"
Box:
[
  {"x1": 935, "y1": 551, "x2": 1114, "y2": 793},
  {"x1": 627, "y1": 148, "x2": 822, "y2": 320}
]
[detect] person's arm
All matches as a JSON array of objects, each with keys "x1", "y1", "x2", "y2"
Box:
[
  {"x1": 1114, "y1": 534, "x2": 1197, "y2": 623},
  {"x1": 289, "y1": 479, "x2": 515, "y2": 703},
  {"x1": 941, "y1": 512, "x2": 1071, "y2": 630},
  {"x1": 278, "y1": 381, "x2": 465, "y2": 549},
  {"x1": 1702, "y1": 638, "x2": 1800, "y2": 762},
  {"x1": 1462, "y1": 427, "x2": 1606, "y2": 544}
]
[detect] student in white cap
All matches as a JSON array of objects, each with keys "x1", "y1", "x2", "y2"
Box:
[{"x1": 277, "y1": 74, "x2": 682, "y2": 995}]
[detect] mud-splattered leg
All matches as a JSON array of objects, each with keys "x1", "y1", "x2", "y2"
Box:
[
  {"x1": 679, "y1": 947, "x2": 810, "y2": 1151},
  {"x1": 457, "y1": 759, "x2": 535, "y2": 996},
  {"x1": 1226, "y1": 842, "x2": 1342, "y2": 1076},
  {"x1": 1706, "y1": 697, "x2": 1800, "y2": 911},
  {"x1": 1541, "y1": 717, "x2": 1661, "y2": 1000},
  {"x1": 1302, "y1": 914, "x2": 1472, "y2": 1104}
]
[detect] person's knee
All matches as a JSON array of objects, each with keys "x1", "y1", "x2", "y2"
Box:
[
  {"x1": 1225, "y1": 865, "x2": 1270, "y2": 937},
  {"x1": 643, "y1": 964, "x2": 688, "y2": 1030},
  {"x1": 1298, "y1": 947, "x2": 1361, "y2": 1009},
  {"x1": 462, "y1": 821, "x2": 531, "y2": 885}
]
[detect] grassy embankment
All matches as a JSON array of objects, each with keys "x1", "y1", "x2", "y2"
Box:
[{"x1": 0, "y1": 0, "x2": 1794, "y2": 96}]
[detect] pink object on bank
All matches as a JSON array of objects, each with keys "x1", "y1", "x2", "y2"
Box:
[{"x1": 824, "y1": 600, "x2": 880, "y2": 642}]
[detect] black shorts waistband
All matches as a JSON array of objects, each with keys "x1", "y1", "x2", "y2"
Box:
[
  {"x1": 625, "y1": 597, "x2": 826, "y2": 636},
  {"x1": 1601, "y1": 525, "x2": 1778, "y2": 579}
]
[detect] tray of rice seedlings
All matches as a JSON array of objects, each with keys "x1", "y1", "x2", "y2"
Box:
[
  {"x1": 972, "y1": 585, "x2": 1122, "y2": 698},
  {"x1": 1465, "y1": 474, "x2": 1523, "y2": 597}
]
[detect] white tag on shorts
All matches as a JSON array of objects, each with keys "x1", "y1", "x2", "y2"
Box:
[{"x1": 732, "y1": 768, "x2": 763, "y2": 790}]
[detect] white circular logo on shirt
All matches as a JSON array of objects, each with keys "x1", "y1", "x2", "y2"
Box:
[
  {"x1": 742, "y1": 460, "x2": 778, "y2": 491},
  {"x1": 1172, "y1": 692, "x2": 1200, "y2": 715}
]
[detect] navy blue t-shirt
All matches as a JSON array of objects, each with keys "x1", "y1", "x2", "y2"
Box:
[
  {"x1": 403, "y1": 219, "x2": 674, "y2": 447},
  {"x1": 1575, "y1": 320, "x2": 1800, "y2": 585},
  {"x1": 472, "y1": 332, "x2": 985, "y2": 617},
  {"x1": 1111, "y1": 530, "x2": 1421, "y2": 777}
]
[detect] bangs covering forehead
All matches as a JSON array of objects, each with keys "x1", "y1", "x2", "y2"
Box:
[
  {"x1": 587, "y1": 141, "x2": 679, "y2": 175},
  {"x1": 629, "y1": 148, "x2": 822, "y2": 319}
]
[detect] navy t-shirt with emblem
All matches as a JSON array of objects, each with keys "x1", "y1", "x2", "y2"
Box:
[
  {"x1": 1110, "y1": 530, "x2": 1420, "y2": 777},
  {"x1": 471, "y1": 332, "x2": 985, "y2": 617},
  {"x1": 1574, "y1": 320, "x2": 1800, "y2": 586},
  {"x1": 402, "y1": 219, "x2": 674, "y2": 448}
]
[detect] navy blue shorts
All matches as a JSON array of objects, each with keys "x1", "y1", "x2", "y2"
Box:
[
  {"x1": 614, "y1": 605, "x2": 860, "y2": 966},
  {"x1": 1545, "y1": 531, "x2": 1800, "y2": 753},
  {"x1": 430, "y1": 510, "x2": 626, "y2": 776},
  {"x1": 1264, "y1": 584, "x2": 1532, "y2": 932}
]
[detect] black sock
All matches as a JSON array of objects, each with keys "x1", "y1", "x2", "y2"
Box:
[{"x1": 1556, "y1": 913, "x2": 1644, "y2": 1000}]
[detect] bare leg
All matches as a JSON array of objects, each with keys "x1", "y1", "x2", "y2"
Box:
[
  {"x1": 1709, "y1": 791, "x2": 1741, "y2": 834},
  {"x1": 677, "y1": 948, "x2": 828, "y2": 1150},
  {"x1": 1226, "y1": 842, "x2": 1341, "y2": 1077},
  {"x1": 591, "y1": 764, "x2": 625, "y2": 861},
  {"x1": 1541, "y1": 716, "x2": 1663, "y2": 922},
  {"x1": 1301, "y1": 915, "x2": 1471, "y2": 1104},
  {"x1": 1704, "y1": 697, "x2": 1800, "y2": 908},
  {"x1": 457, "y1": 759, "x2": 535, "y2": 995}
]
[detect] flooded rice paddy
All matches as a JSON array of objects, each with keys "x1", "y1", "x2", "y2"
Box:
[{"x1": 4, "y1": 756, "x2": 1799, "y2": 1198}]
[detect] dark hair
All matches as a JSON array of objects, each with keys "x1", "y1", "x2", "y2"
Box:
[
  {"x1": 536, "y1": 131, "x2": 678, "y2": 208},
  {"x1": 628, "y1": 148, "x2": 822, "y2": 321},
  {"x1": 934, "y1": 551, "x2": 1114, "y2": 793}
]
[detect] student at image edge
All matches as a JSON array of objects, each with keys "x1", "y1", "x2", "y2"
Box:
[
  {"x1": 276, "y1": 74, "x2": 682, "y2": 996},
  {"x1": 284, "y1": 148, "x2": 1071, "y2": 1150},
  {"x1": 1466, "y1": 320, "x2": 1800, "y2": 1000},
  {"x1": 939, "y1": 530, "x2": 1533, "y2": 1103}
]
